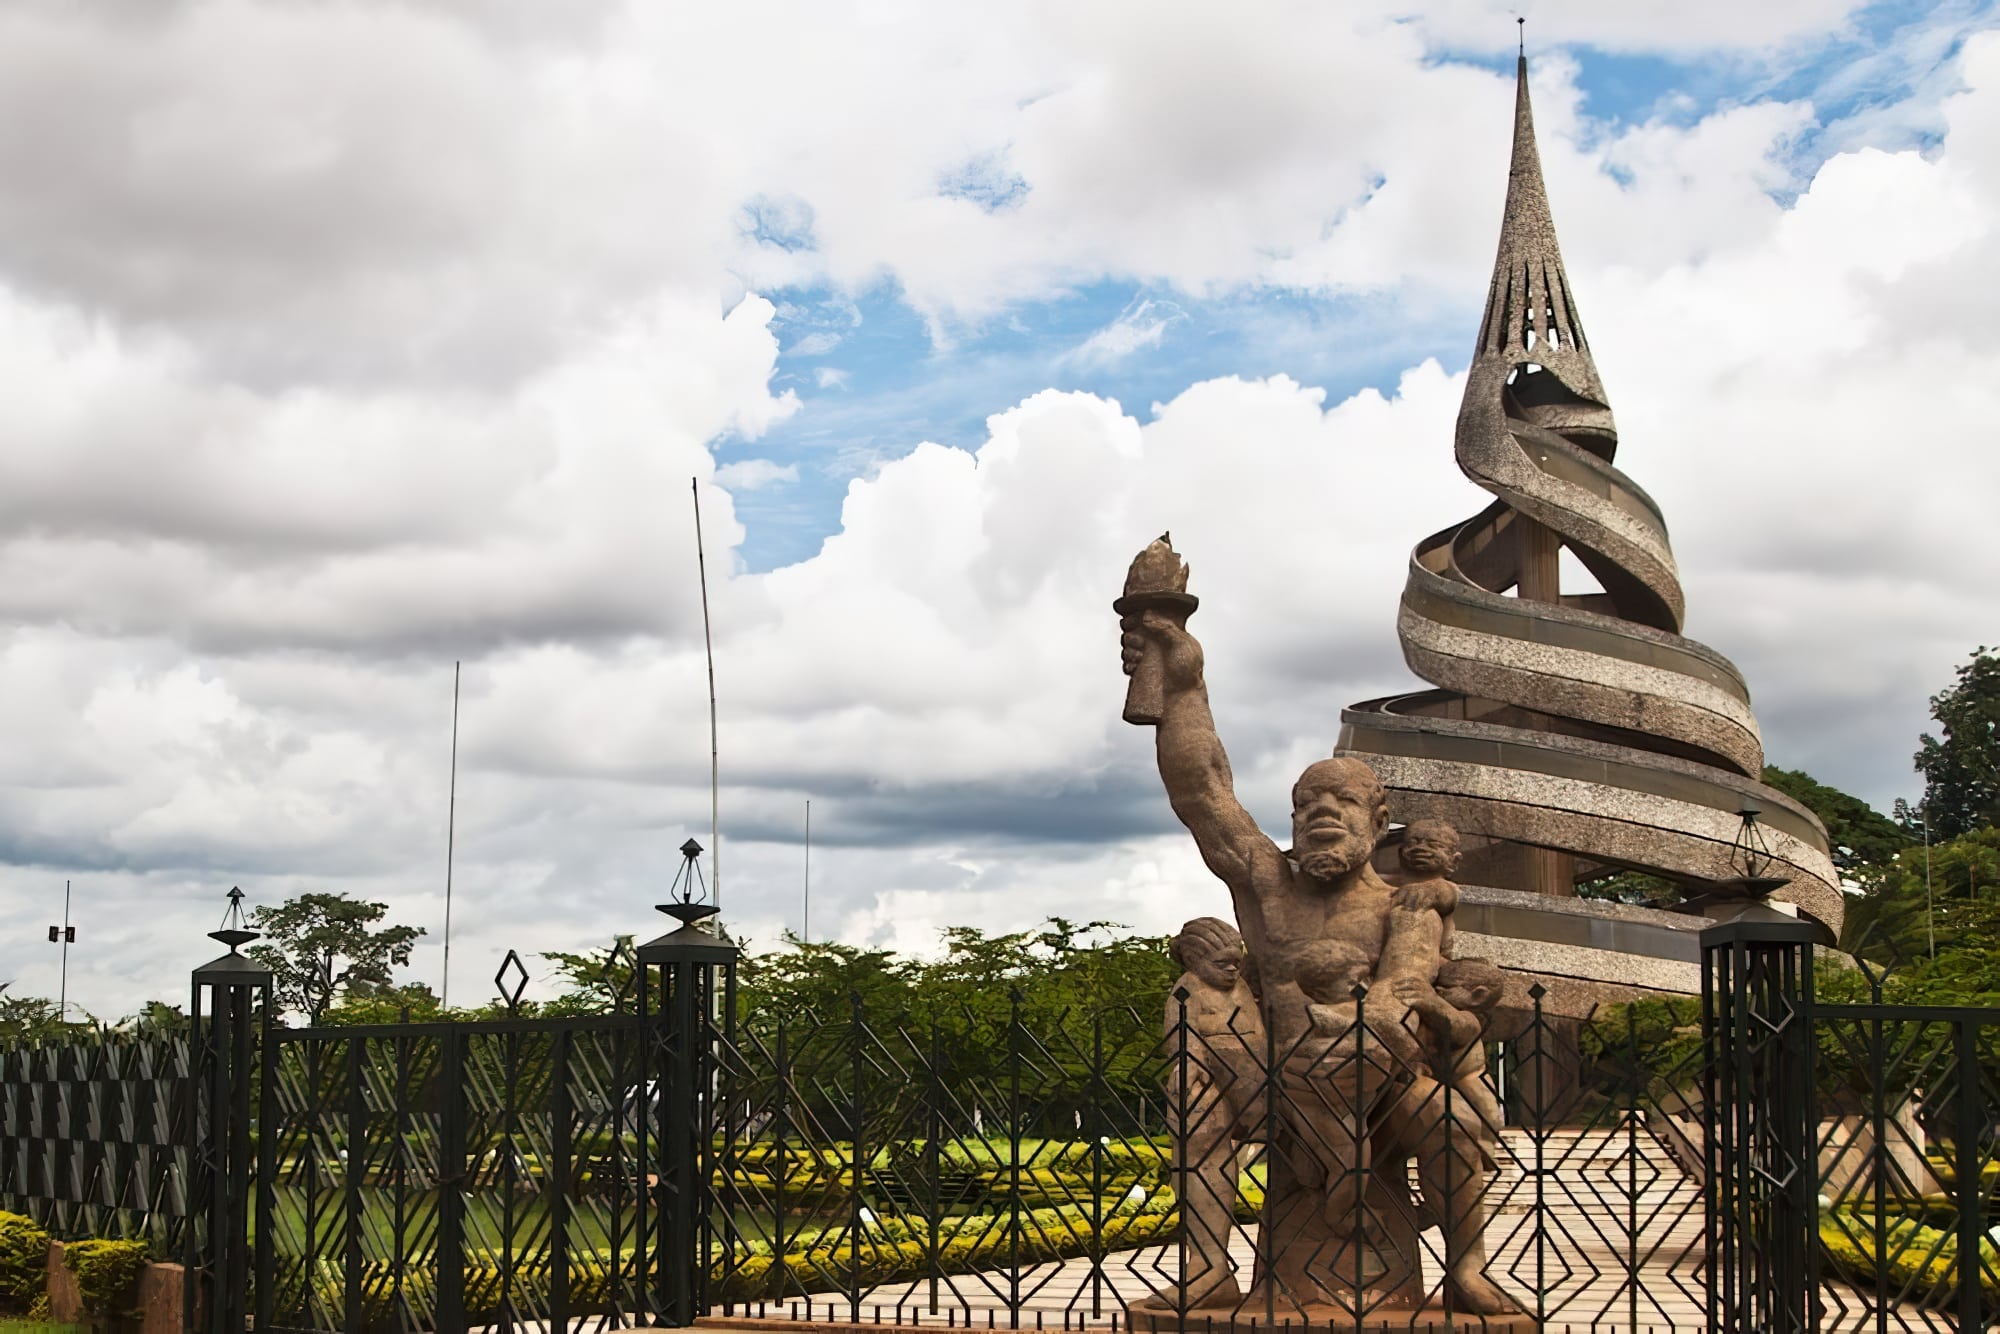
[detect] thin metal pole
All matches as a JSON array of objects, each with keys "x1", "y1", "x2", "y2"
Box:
[
  {"x1": 443, "y1": 660, "x2": 460, "y2": 1008},
  {"x1": 693, "y1": 478, "x2": 720, "y2": 912},
  {"x1": 1924, "y1": 804, "x2": 1935, "y2": 959},
  {"x1": 803, "y1": 798, "x2": 811, "y2": 942},
  {"x1": 57, "y1": 880, "x2": 70, "y2": 1022}
]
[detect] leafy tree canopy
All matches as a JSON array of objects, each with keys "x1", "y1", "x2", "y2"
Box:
[
  {"x1": 1762, "y1": 765, "x2": 1909, "y2": 889},
  {"x1": 0, "y1": 986, "x2": 91, "y2": 1043},
  {"x1": 1915, "y1": 646, "x2": 2000, "y2": 841},
  {"x1": 544, "y1": 917, "x2": 1178, "y2": 1033},
  {"x1": 116, "y1": 1001, "x2": 187, "y2": 1036},
  {"x1": 315, "y1": 981, "x2": 513, "y2": 1027},
  {"x1": 542, "y1": 935, "x2": 637, "y2": 1016},
  {"x1": 1841, "y1": 826, "x2": 2000, "y2": 963},
  {"x1": 247, "y1": 892, "x2": 424, "y2": 1025}
]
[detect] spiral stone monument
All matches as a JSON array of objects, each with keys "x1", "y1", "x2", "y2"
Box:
[{"x1": 1336, "y1": 50, "x2": 1840, "y2": 1018}]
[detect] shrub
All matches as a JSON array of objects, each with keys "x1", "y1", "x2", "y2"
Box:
[
  {"x1": 0, "y1": 1212, "x2": 50, "y2": 1315},
  {"x1": 63, "y1": 1239, "x2": 149, "y2": 1321},
  {"x1": 1821, "y1": 1205, "x2": 2000, "y2": 1309},
  {"x1": 261, "y1": 1187, "x2": 1202, "y2": 1326}
]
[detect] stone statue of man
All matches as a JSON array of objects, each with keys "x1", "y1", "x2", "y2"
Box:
[{"x1": 1120, "y1": 603, "x2": 1519, "y2": 1318}]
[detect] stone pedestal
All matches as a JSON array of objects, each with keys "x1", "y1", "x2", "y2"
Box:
[
  {"x1": 1127, "y1": 1302, "x2": 1540, "y2": 1333},
  {"x1": 1819, "y1": 1105, "x2": 1942, "y2": 1200},
  {"x1": 45, "y1": 1243, "x2": 192, "y2": 1334}
]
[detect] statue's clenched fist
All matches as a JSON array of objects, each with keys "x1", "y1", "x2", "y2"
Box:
[{"x1": 1120, "y1": 609, "x2": 1204, "y2": 694}]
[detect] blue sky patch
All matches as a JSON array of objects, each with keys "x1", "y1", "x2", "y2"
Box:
[{"x1": 718, "y1": 5, "x2": 1987, "y2": 573}]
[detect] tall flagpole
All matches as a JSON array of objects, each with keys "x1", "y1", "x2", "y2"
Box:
[
  {"x1": 1920, "y1": 804, "x2": 1936, "y2": 960},
  {"x1": 803, "y1": 798, "x2": 811, "y2": 942},
  {"x1": 57, "y1": 880, "x2": 71, "y2": 1023},
  {"x1": 693, "y1": 478, "x2": 720, "y2": 912},
  {"x1": 443, "y1": 661, "x2": 460, "y2": 1008}
]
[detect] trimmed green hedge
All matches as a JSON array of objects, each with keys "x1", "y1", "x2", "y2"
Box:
[
  {"x1": 265, "y1": 1184, "x2": 1221, "y2": 1327},
  {"x1": 60, "y1": 1241, "x2": 147, "y2": 1322},
  {"x1": 1822, "y1": 1205, "x2": 2000, "y2": 1310},
  {"x1": 0, "y1": 1215, "x2": 50, "y2": 1316}
]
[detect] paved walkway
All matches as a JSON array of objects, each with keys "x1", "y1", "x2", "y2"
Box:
[{"x1": 701, "y1": 1122, "x2": 1955, "y2": 1334}]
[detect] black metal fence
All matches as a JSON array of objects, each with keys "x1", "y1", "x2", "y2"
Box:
[
  {"x1": 687, "y1": 980, "x2": 1711, "y2": 1332},
  {"x1": 1809, "y1": 998, "x2": 2000, "y2": 1330},
  {"x1": 0, "y1": 1028, "x2": 189, "y2": 1248},
  {"x1": 10, "y1": 919, "x2": 2000, "y2": 1332},
  {"x1": 253, "y1": 1009, "x2": 649, "y2": 1333}
]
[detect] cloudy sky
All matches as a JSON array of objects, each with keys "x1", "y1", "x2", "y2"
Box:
[{"x1": 2, "y1": 0, "x2": 1996, "y2": 1019}]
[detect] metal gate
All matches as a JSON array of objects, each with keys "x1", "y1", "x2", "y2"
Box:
[
  {"x1": 11, "y1": 909, "x2": 2000, "y2": 1331},
  {"x1": 1808, "y1": 996, "x2": 2000, "y2": 1331},
  {"x1": 177, "y1": 912, "x2": 730, "y2": 1334},
  {"x1": 692, "y1": 983, "x2": 1712, "y2": 1332},
  {"x1": 251, "y1": 1006, "x2": 647, "y2": 1332}
]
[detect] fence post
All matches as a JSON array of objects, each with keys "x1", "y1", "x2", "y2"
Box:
[
  {"x1": 185, "y1": 888, "x2": 272, "y2": 1334},
  {"x1": 637, "y1": 840, "x2": 740, "y2": 1328},
  {"x1": 1701, "y1": 914, "x2": 1820, "y2": 1334}
]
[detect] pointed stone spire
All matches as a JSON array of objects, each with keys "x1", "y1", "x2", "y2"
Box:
[{"x1": 1470, "y1": 50, "x2": 1612, "y2": 435}]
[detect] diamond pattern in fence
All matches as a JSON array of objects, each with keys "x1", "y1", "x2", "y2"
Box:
[{"x1": 257, "y1": 1015, "x2": 648, "y2": 1334}]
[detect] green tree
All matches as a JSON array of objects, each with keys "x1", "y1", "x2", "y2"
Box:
[
  {"x1": 116, "y1": 1001, "x2": 188, "y2": 1035},
  {"x1": 247, "y1": 892, "x2": 425, "y2": 1024},
  {"x1": 737, "y1": 935, "x2": 913, "y2": 1021},
  {"x1": 320, "y1": 981, "x2": 452, "y2": 1026},
  {"x1": 1915, "y1": 646, "x2": 2000, "y2": 840},
  {"x1": 1842, "y1": 828, "x2": 2000, "y2": 963},
  {"x1": 1762, "y1": 765, "x2": 1909, "y2": 889},
  {"x1": 0, "y1": 986, "x2": 85, "y2": 1043},
  {"x1": 542, "y1": 935, "x2": 637, "y2": 1015}
]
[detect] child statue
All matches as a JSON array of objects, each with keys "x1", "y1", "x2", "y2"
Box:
[
  {"x1": 1157, "y1": 917, "x2": 1267, "y2": 1308},
  {"x1": 1393, "y1": 957, "x2": 1508, "y2": 1156}
]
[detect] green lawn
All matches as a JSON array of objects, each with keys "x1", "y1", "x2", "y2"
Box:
[{"x1": 259, "y1": 1190, "x2": 620, "y2": 1279}]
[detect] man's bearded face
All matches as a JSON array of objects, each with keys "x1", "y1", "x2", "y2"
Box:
[{"x1": 1292, "y1": 777, "x2": 1382, "y2": 882}]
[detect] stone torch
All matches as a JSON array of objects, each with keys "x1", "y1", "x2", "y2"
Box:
[{"x1": 1115, "y1": 534, "x2": 1198, "y2": 727}]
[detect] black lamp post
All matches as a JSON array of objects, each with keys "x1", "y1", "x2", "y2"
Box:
[
  {"x1": 1681, "y1": 802, "x2": 1834, "y2": 944},
  {"x1": 1697, "y1": 806, "x2": 1824, "y2": 1334},
  {"x1": 636, "y1": 838, "x2": 738, "y2": 1326},
  {"x1": 187, "y1": 886, "x2": 271, "y2": 1334}
]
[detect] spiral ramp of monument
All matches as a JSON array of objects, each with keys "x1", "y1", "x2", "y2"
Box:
[{"x1": 1335, "y1": 55, "x2": 1840, "y2": 1013}]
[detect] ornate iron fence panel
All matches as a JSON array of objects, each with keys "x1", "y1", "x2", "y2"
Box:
[
  {"x1": 253, "y1": 1012, "x2": 648, "y2": 1334},
  {"x1": 0, "y1": 1030, "x2": 190, "y2": 1249},
  {"x1": 25, "y1": 927, "x2": 2000, "y2": 1333},
  {"x1": 1810, "y1": 1002, "x2": 2000, "y2": 1333},
  {"x1": 696, "y1": 986, "x2": 1711, "y2": 1332}
]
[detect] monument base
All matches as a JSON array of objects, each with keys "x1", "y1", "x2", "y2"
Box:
[{"x1": 1125, "y1": 1301, "x2": 1540, "y2": 1333}]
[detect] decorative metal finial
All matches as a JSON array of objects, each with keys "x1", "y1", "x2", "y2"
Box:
[
  {"x1": 1518, "y1": 17, "x2": 1525, "y2": 57},
  {"x1": 658, "y1": 837, "x2": 717, "y2": 926},
  {"x1": 210, "y1": 885, "x2": 259, "y2": 954},
  {"x1": 1730, "y1": 802, "x2": 1776, "y2": 882}
]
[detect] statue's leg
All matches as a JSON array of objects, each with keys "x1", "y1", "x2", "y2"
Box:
[
  {"x1": 1402, "y1": 1079, "x2": 1520, "y2": 1316},
  {"x1": 1306, "y1": 1097, "x2": 1372, "y2": 1235},
  {"x1": 1159, "y1": 1075, "x2": 1243, "y2": 1309},
  {"x1": 1250, "y1": 1136, "x2": 1338, "y2": 1313},
  {"x1": 1285, "y1": 1050, "x2": 1399, "y2": 1240},
  {"x1": 1361, "y1": 1146, "x2": 1427, "y2": 1308}
]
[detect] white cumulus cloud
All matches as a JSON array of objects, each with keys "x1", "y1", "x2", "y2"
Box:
[{"x1": 0, "y1": 2, "x2": 1988, "y2": 1023}]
